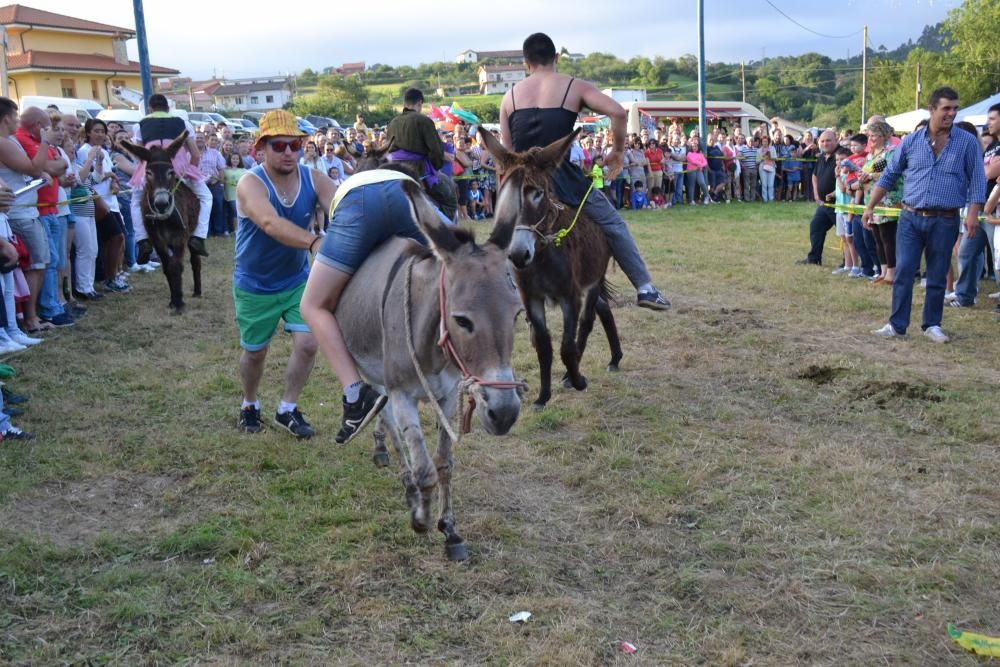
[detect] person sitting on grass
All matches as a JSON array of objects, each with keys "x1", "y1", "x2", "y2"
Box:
[
  {"x1": 649, "y1": 186, "x2": 667, "y2": 209},
  {"x1": 631, "y1": 181, "x2": 649, "y2": 210},
  {"x1": 467, "y1": 179, "x2": 485, "y2": 220}
]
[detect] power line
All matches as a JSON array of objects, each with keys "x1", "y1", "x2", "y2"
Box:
[{"x1": 762, "y1": 0, "x2": 863, "y2": 39}]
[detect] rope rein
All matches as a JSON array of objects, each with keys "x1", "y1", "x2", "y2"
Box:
[{"x1": 510, "y1": 179, "x2": 595, "y2": 248}]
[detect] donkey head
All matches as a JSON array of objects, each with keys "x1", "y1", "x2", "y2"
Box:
[
  {"x1": 478, "y1": 128, "x2": 580, "y2": 269},
  {"x1": 354, "y1": 138, "x2": 394, "y2": 173},
  {"x1": 400, "y1": 179, "x2": 523, "y2": 435},
  {"x1": 120, "y1": 130, "x2": 188, "y2": 219}
]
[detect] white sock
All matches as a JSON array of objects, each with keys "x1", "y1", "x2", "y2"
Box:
[
  {"x1": 344, "y1": 381, "x2": 363, "y2": 403},
  {"x1": 637, "y1": 283, "x2": 654, "y2": 294},
  {"x1": 277, "y1": 400, "x2": 296, "y2": 415},
  {"x1": 241, "y1": 399, "x2": 260, "y2": 410}
]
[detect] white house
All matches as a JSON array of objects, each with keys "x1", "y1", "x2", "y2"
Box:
[
  {"x1": 479, "y1": 65, "x2": 525, "y2": 95},
  {"x1": 212, "y1": 78, "x2": 291, "y2": 112},
  {"x1": 458, "y1": 49, "x2": 524, "y2": 65}
]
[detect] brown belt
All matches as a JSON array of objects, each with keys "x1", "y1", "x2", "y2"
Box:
[{"x1": 901, "y1": 203, "x2": 960, "y2": 217}]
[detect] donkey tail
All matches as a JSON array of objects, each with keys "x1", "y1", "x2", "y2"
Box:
[{"x1": 599, "y1": 277, "x2": 623, "y2": 308}]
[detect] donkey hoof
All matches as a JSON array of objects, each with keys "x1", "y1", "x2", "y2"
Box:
[
  {"x1": 372, "y1": 451, "x2": 390, "y2": 467},
  {"x1": 170, "y1": 305, "x2": 186, "y2": 316},
  {"x1": 410, "y1": 511, "x2": 431, "y2": 534},
  {"x1": 573, "y1": 376, "x2": 588, "y2": 391},
  {"x1": 607, "y1": 363, "x2": 620, "y2": 372},
  {"x1": 561, "y1": 374, "x2": 573, "y2": 389},
  {"x1": 192, "y1": 292, "x2": 202, "y2": 298},
  {"x1": 445, "y1": 541, "x2": 468, "y2": 562},
  {"x1": 531, "y1": 399, "x2": 548, "y2": 410}
]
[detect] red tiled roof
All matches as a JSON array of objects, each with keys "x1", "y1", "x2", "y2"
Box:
[
  {"x1": 0, "y1": 4, "x2": 133, "y2": 35},
  {"x1": 7, "y1": 50, "x2": 178, "y2": 74}
]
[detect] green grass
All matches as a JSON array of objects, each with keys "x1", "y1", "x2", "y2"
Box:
[{"x1": 1, "y1": 202, "x2": 997, "y2": 664}]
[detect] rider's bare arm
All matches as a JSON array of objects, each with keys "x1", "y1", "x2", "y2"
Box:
[
  {"x1": 579, "y1": 83, "x2": 627, "y2": 153},
  {"x1": 237, "y1": 173, "x2": 319, "y2": 250}
]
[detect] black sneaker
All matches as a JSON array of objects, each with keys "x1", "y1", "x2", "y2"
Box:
[
  {"x1": 274, "y1": 408, "x2": 315, "y2": 439},
  {"x1": 188, "y1": 237, "x2": 209, "y2": 257},
  {"x1": 3, "y1": 407, "x2": 23, "y2": 417},
  {"x1": 795, "y1": 258, "x2": 821, "y2": 265},
  {"x1": 40, "y1": 312, "x2": 75, "y2": 328},
  {"x1": 637, "y1": 288, "x2": 671, "y2": 311},
  {"x1": 1, "y1": 426, "x2": 34, "y2": 441},
  {"x1": 335, "y1": 384, "x2": 387, "y2": 444},
  {"x1": 2, "y1": 387, "x2": 28, "y2": 404},
  {"x1": 238, "y1": 405, "x2": 262, "y2": 433}
]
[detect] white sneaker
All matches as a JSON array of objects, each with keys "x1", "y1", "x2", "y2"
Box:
[
  {"x1": 0, "y1": 338, "x2": 27, "y2": 354},
  {"x1": 7, "y1": 330, "x2": 42, "y2": 346},
  {"x1": 923, "y1": 326, "x2": 950, "y2": 344},
  {"x1": 126, "y1": 263, "x2": 142, "y2": 273},
  {"x1": 147, "y1": 260, "x2": 161, "y2": 269},
  {"x1": 920, "y1": 278, "x2": 927, "y2": 289},
  {"x1": 832, "y1": 267, "x2": 850, "y2": 275},
  {"x1": 139, "y1": 263, "x2": 156, "y2": 273},
  {"x1": 872, "y1": 323, "x2": 905, "y2": 339},
  {"x1": 944, "y1": 291, "x2": 957, "y2": 302},
  {"x1": 989, "y1": 291, "x2": 1000, "y2": 300}
]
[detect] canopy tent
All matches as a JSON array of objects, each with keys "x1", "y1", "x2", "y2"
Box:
[
  {"x1": 884, "y1": 109, "x2": 930, "y2": 133},
  {"x1": 621, "y1": 100, "x2": 768, "y2": 136},
  {"x1": 957, "y1": 91, "x2": 1000, "y2": 125}
]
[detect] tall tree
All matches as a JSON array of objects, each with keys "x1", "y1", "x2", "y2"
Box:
[{"x1": 943, "y1": 0, "x2": 1000, "y2": 100}]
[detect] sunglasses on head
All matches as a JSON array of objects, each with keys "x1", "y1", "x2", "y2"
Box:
[{"x1": 268, "y1": 139, "x2": 303, "y2": 153}]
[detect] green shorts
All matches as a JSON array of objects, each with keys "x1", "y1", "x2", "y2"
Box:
[{"x1": 233, "y1": 281, "x2": 311, "y2": 351}]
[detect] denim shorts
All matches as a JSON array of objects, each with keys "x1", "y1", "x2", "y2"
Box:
[
  {"x1": 315, "y1": 180, "x2": 431, "y2": 275},
  {"x1": 9, "y1": 216, "x2": 49, "y2": 269}
]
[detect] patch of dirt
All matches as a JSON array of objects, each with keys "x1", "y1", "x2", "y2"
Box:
[
  {"x1": 703, "y1": 307, "x2": 767, "y2": 332},
  {"x1": 0, "y1": 474, "x2": 186, "y2": 547},
  {"x1": 798, "y1": 365, "x2": 848, "y2": 385},
  {"x1": 857, "y1": 380, "x2": 943, "y2": 407}
]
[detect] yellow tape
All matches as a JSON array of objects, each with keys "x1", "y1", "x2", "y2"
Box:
[{"x1": 11, "y1": 188, "x2": 134, "y2": 207}]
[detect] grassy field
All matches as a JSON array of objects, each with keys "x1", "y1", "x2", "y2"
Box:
[{"x1": 2, "y1": 202, "x2": 999, "y2": 665}]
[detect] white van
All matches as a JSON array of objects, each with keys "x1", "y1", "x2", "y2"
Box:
[
  {"x1": 19, "y1": 96, "x2": 104, "y2": 123},
  {"x1": 97, "y1": 108, "x2": 189, "y2": 133}
]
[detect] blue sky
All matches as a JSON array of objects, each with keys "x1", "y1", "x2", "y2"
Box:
[{"x1": 39, "y1": 0, "x2": 962, "y2": 80}]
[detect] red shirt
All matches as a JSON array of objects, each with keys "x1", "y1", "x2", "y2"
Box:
[
  {"x1": 14, "y1": 127, "x2": 58, "y2": 215},
  {"x1": 645, "y1": 147, "x2": 664, "y2": 172}
]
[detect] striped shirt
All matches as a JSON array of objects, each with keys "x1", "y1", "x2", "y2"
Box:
[
  {"x1": 877, "y1": 125, "x2": 986, "y2": 209},
  {"x1": 738, "y1": 145, "x2": 757, "y2": 169}
]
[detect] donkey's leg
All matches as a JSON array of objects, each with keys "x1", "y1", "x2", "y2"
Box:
[
  {"x1": 432, "y1": 390, "x2": 466, "y2": 561},
  {"x1": 525, "y1": 297, "x2": 553, "y2": 407},
  {"x1": 558, "y1": 297, "x2": 587, "y2": 391},
  {"x1": 595, "y1": 296, "x2": 623, "y2": 372},
  {"x1": 388, "y1": 393, "x2": 436, "y2": 533},
  {"x1": 371, "y1": 413, "x2": 390, "y2": 467},
  {"x1": 190, "y1": 249, "x2": 202, "y2": 298},
  {"x1": 153, "y1": 236, "x2": 183, "y2": 313},
  {"x1": 575, "y1": 286, "x2": 600, "y2": 364},
  {"x1": 378, "y1": 407, "x2": 422, "y2": 525}
]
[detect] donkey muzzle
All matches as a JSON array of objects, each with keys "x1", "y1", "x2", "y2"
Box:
[{"x1": 477, "y1": 385, "x2": 522, "y2": 436}]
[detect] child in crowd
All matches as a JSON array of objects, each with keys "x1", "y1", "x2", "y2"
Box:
[
  {"x1": 649, "y1": 186, "x2": 667, "y2": 209},
  {"x1": 833, "y1": 145, "x2": 859, "y2": 276},
  {"x1": 590, "y1": 154, "x2": 605, "y2": 193},
  {"x1": 631, "y1": 181, "x2": 649, "y2": 210},
  {"x1": 224, "y1": 152, "x2": 248, "y2": 236},
  {"x1": 326, "y1": 166, "x2": 342, "y2": 188},
  {"x1": 783, "y1": 141, "x2": 801, "y2": 201},
  {"x1": 467, "y1": 179, "x2": 485, "y2": 220}
]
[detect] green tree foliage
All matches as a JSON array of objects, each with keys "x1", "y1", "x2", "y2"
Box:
[
  {"x1": 298, "y1": 68, "x2": 318, "y2": 87},
  {"x1": 943, "y1": 0, "x2": 1000, "y2": 100}
]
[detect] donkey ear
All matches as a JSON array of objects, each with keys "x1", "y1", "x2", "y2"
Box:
[
  {"x1": 400, "y1": 179, "x2": 462, "y2": 259},
  {"x1": 166, "y1": 130, "x2": 189, "y2": 157},
  {"x1": 533, "y1": 128, "x2": 581, "y2": 172},
  {"x1": 119, "y1": 139, "x2": 150, "y2": 163},
  {"x1": 477, "y1": 128, "x2": 515, "y2": 173}
]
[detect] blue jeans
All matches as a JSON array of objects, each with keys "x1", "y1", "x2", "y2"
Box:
[
  {"x1": 671, "y1": 173, "x2": 684, "y2": 204},
  {"x1": 890, "y1": 211, "x2": 960, "y2": 334},
  {"x1": 760, "y1": 169, "x2": 776, "y2": 201},
  {"x1": 209, "y1": 182, "x2": 226, "y2": 236},
  {"x1": 583, "y1": 187, "x2": 652, "y2": 289},
  {"x1": 38, "y1": 214, "x2": 66, "y2": 319},
  {"x1": 118, "y1": 195, "x2": 135, "y2": 267},
  {"x1": 685, "y1": 170, "x2": 707, "y2": 204},
  {"x1": 612, "y1": 178, "x2": 625, "y2": 209},
  {"x1": 954, "y1": 221, "x2": 998, "y2": 307},
  {"x1": 851, "y1": 215, "x2": 879, "y2": 276}
]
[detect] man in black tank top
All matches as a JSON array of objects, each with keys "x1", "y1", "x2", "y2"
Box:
[{"x1": 499, "y1": 33, "x2": 670, "y2": 311}]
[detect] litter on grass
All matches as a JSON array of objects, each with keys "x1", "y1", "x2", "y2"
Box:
[
  {"x1": 948, "y1": 624, "x2": 1000, "y2": 657},
  {"x1": 509, "y1": 611, "x2": 531, "y2": 623},
  {"x1": 620, "y1": 641, "x2": 638, "y2": 654}
]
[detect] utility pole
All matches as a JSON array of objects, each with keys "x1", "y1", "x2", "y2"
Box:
[
  {"x1": 915, "y1": 62, "x2": 922, "y2": 110},
  {"x1": 740, "y1": 61, "x2": 746, "y2": 102},
  {"x1": 131, "y1": 0, "x2": 153, "y2": 106},
  {"x1": 697, "y1": 0, "x2": 707, "y2": 145},
  {"x1": 861, "y1": 24, "x2": 868, "y2": 127},
  {"x1": 187, "y1": 84, "x2": 194, "y2": 111}
]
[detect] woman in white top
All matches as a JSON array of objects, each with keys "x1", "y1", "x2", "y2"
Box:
[{"x1": 299, "y1": 141, "x2": 322, "y2": 171}]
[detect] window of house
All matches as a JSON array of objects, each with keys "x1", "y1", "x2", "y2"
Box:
[
  {"x1": 250, "y1": 96, "x2": 259, "y2": 105},
  {"x1": 112, "y1": 79, "x2": 126, "y2": 90},
  {"x1": 265, "y1": 95, "x2": 274, "y2": 104},
  {"x1": 91, "y1": 80, "x2": 99, "y2": 100},
  {"x1": 61, "y1": 79, "x2": 76, "y2": 97}
]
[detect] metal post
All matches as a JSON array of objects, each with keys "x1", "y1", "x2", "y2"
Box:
[
  {"x1": 132, "y1": 0, "x2": 153, "y2": 106},
  {"x1": 0, "y1": 26, "x2": 8, "y2": 98},
  {"x1": 915, "y1": 62, "x2": 922, "y2": 110},
  {"x1": 697, "y1": 0, "x2": 707, "y2": 146},
  {"x1": 861, "y1": 25, "x2": 868, "y2": 127},
  {"x1": 740, "y1": 61, "x2": 746, "y2": 103}
]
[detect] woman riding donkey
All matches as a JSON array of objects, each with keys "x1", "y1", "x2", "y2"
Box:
[{"x1": 499, "y1": 33, "x2": 671, "y2": 311}]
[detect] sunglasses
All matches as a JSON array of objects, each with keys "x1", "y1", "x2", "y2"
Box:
[{"x1": 268, "y1": 139, "x2": 303, "y2": 153}]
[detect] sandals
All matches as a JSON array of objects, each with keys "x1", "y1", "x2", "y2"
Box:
[{"x1": 26, "y1": 322, "x2": 53, "y2": 334}]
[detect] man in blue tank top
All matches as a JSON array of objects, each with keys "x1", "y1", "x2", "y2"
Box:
[
  {"x1": 498, "y1": 33, "x2": 671, "y2": 311},
  {"x1": 233, "y1": 110, "x2": 339, "y2": 438}
]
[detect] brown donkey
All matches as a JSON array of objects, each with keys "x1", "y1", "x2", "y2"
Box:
[
  {"x1": 479, "y1": 129, "x2": 623, "y2": 408},
  {"x1": 120, "y1": 131, "x2": 202, "y2": 314}
]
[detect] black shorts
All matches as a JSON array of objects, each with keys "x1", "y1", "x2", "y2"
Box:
[{"x1": 97, "y1": 211, "x2": 125, "y2": 243}]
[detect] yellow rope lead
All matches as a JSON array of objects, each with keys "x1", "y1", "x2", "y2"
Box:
[{"x1": 552, "y1": 180, "x2": 595, "y2": 247}]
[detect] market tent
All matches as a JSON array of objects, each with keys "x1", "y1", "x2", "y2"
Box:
[
  {"x1": 957, "y1": 91, "x2": 1000, "y2": 124},
  {"x1": 884, "y1": 109, "x2": 930, "y2": 133}
]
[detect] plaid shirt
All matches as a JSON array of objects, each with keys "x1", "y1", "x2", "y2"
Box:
[{"x1": 877, "y1": 125, "x2": 986, "y2": 209}]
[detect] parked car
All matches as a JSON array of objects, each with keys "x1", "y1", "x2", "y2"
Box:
[
  {"x1": 242, "y1": 112, "x2": 265, "y2": 124},
  {"x1": 188, "y1": 111, "x2": 228, "y2": 127},
  {"x1": 305, "y1": 115, "x2": 342, "y2": 131},
  {"x1": 21, "y1": 95, "x2": 102, "y2": 123},
  {"x1": 237, "y1": 118, "x2": 258, "y2": 134},
  {"x1": 222, "y1": 118, "x2": 248, "y2": 136},
  {"x1": 296, "y1": 117, "x2": 319, "y2": 135}
]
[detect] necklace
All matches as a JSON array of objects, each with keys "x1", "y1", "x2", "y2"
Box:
[{"x1": 266, "y1": 166, "x2": 298, "y2": 206}]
